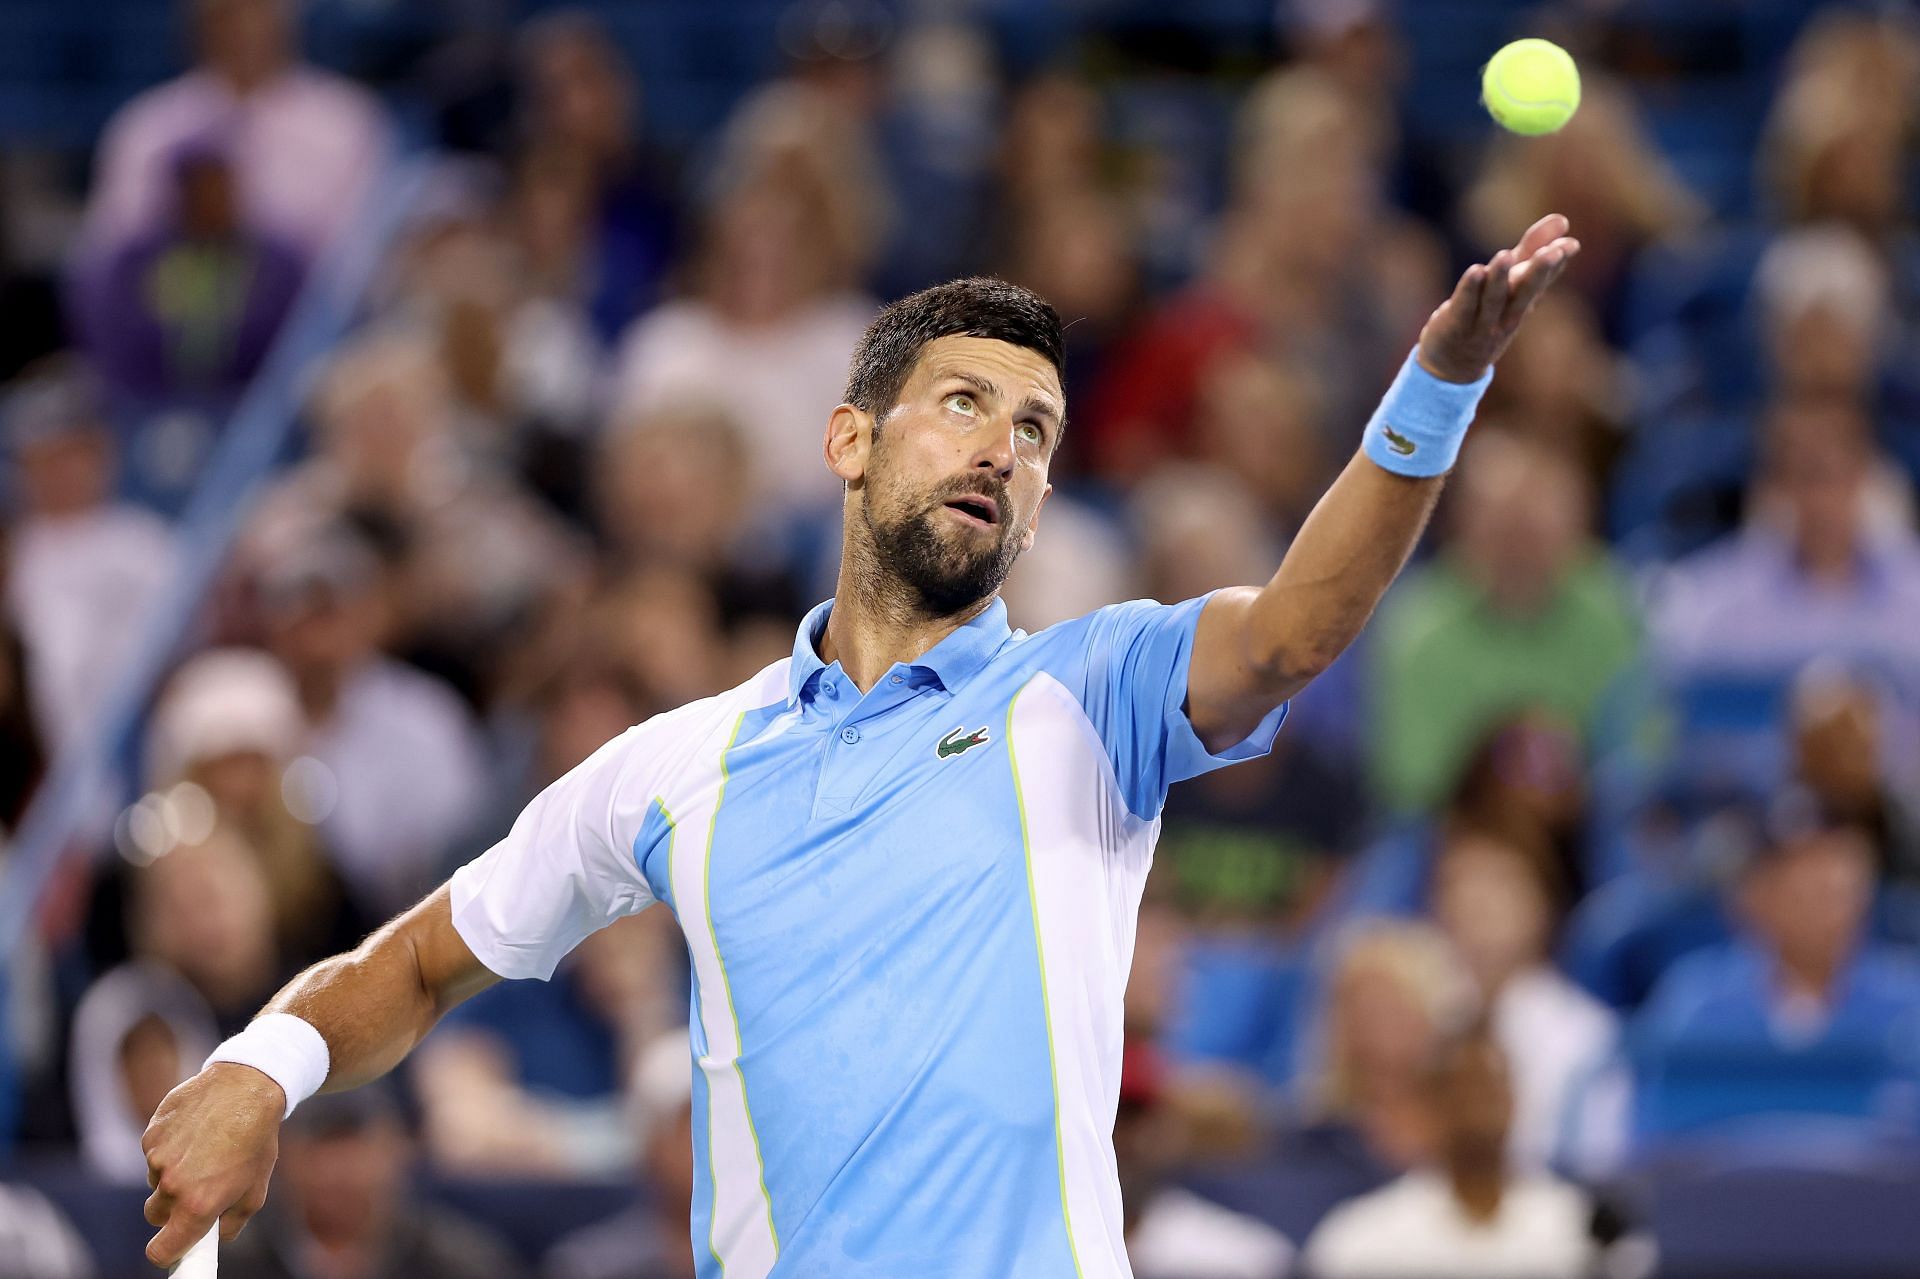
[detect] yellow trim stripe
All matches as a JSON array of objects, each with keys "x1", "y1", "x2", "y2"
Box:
[{"x1": 1005, "y1": 683, "x2": 1086, "y2": 1279}]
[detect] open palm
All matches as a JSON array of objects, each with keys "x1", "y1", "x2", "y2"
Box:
[{"x1": 1418, "y1": 213, "x2": 1581, "y2": 383}]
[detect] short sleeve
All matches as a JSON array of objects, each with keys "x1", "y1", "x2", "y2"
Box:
[
  {"x1": 448, "y1": 726, "x2": 659, "y2": 981},
  {"x1": 1080, "y1": 594, "x2": 1288, "y2": 821}
]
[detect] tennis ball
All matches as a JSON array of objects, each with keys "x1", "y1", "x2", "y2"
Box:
[{"x1": 1482, "y1": 38, "x2": 1581, "y2": 136}]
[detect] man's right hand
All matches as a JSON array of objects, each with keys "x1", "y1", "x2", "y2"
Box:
[{"x1": 141, "y1": 1063, "x2": 285, "y2": 1268}]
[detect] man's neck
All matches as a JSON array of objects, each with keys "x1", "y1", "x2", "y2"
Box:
[
  {"x1": 824, "y1": 554, "x2": 993, "y2": 692},
  {"x1": 1775, "y1": 952, "x2": 1846, "y2": 1006},
  {"x1": 1797, "y1": 538, "x2": 1862, "y2": 588},
  {"x1": 1447, "y1": 1159, "x2": 1507, "y2": 1224},
  {"x1": 296, "y1": 667, "x2": 346, "y2": 726},
  {"x1": 214, "y1": 60, "x2": 288, "y2": 97}
]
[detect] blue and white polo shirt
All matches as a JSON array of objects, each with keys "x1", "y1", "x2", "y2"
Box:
[{"x1": 449, "y1": 593, "x2": 1287, "y2": 1277}]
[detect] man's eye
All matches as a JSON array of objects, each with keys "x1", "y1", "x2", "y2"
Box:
[
  {"x1": 943, "y1": 393, "x2": 977, "y2": 416},
  {"x1": 1017, "y1": 422, "x2": 1045, "y2": 445}
]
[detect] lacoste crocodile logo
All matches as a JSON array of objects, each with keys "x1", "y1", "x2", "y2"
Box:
[
  {"x1": 936, "y1": 725, "x2": 992, "y2": 759},
  {"x1": 1382, "y1": 425, "x2": 1417, "y2": 457}
]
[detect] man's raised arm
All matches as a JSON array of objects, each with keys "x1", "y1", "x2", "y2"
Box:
[
  {"x1": 1186, "y1": 213, "x2": 1580, "y2": 749},
  {"x1": 139, "y1": 885, "x2": 498, "y2": 1268}
]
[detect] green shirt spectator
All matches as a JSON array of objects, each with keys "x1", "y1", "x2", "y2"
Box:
[{"x1": 1369, "y1": 430, "x2": 1640, "y2": 812}]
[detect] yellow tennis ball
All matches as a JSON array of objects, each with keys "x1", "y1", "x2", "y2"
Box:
[{"x1": 1482, "y1": 38, "x2": 1581, "y2": 136}]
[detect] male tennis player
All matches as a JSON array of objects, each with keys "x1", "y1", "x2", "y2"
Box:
[{"x1": 142, "y1": 214, "x2": 1577, "y2": 1276}]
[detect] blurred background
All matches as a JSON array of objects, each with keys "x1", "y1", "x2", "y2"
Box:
[{"x1": 1, "y1": 0, "x2": 1919, "y2": 1275}]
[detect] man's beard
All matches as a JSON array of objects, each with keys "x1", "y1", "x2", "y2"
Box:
[{"x1": 860, "y1": 474, "x2": 1022, "y2": 617}]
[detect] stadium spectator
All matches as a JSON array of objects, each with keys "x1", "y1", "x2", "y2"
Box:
[
  {"x1": 246, "y1": 329, "x2": 587, "y2": 701},
  {"x1": 1474, "y1": 292, "x2": 1627, "y2": 492},
  {"x1": 1369, "y1": 430, "x2": 1640, "y2": 813},
  {"x1": 1649, "y1": 397, "x2": 1920, "y2": 704},
  {"x1": 1633, "y1": 797, "x2": 1920, "y2": 1139},
  {"x1": 380, "y1": 177, "x2": 605, "y2": 454},
  {"x1": 69, "y1": 139, "x2": 304, "y2": 402},
  {"x1": 542, "y1": 1030, "x2": 699, "y2": 1279},
  {"x1": 1303, "y1": 1024, "x2": 1599, "y2": 1279},
  {"x1": 593, "y1": 403, "x2": 808, "y2": 627},
  {"x1": 1232, "y1": 66, "x2": 1447, "y2": 403},
  {"x1": 1761, "y1": 9, "x2": 1919, "y2": 237},
  {"x1": 0, "y1": 534, "x2": 46, "y2": 833},
  {"x1": 143, "y1": 648, "x2": 371, "y2": 965},
  {"x1": 1191, "y1": 354, "x2": 1340, "y2": 537},
  {"x1": 1118, "y1": 1041, "x2": 1294, "y2": 1279},
  {"x1": 1430, "y1": 826, "x2": 1626, "y2": 1172},
  {"x1": 0, "y1": 1184, "x2": 94, "y2": 1279},
  {"x1": 2, "y1": 365, "x2": 176, "y2": 753},
  {"x1": 1137, "y1": 455, "x2": 1365, "y2": 929},
  {"x1": 1292, "y1": 923, "x2": 1475, "y2": 1177},
  {"x1": 1082, "y1": 66, "x2": 1437, "y2": 482},
  {"x1": 68, "y1": 959, "x2": 218, "y2": 1182},
  {"x1": 70, "y1": 828, "x2": 277, "y2": 1178},
  {"x1": 221, "y1": 1086, "x2": 519, "y2": 1279},
  {"x1": 584, "y1": 566, "x2": 732, "y2": 712},
  {"x1": 512, "y1": 12, "x2": 678, "y2": 343},
  {"x1": 1787, "y1": 664, "x2": 1920, "y2": 886},
  {"x1": 611, "y1": 86, "x2": 880, "y2": 523},
  {"x1": 1132, "y1": 463, "x2": 1284, "y2": 611},
  {"x1": 1755, "y1": 227, "x2": 1894, "y2": 410},
  {"x1": 255, "y1": 528, "x2": 488, "y2": 916},
  {"x1": 81, "y1": 0, "x2": 390, "y2": 259},
  {"x1": 996, "y1": 74, "x2": 1106, "y2": 228},
  {"x1": 123, "y1": 829, "x2": 283, "y2": 1032},
  {"x1": 1278, "y1": 0, "x2": 1409, "y2": 162},
  {"x1": 414, "y1": 913, "x2": 674, "y2": 1176}
]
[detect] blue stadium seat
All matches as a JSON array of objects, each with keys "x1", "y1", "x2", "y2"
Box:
[{"x1": 1647, "y1": 1130, "x2": 1920, "y2": 1278}]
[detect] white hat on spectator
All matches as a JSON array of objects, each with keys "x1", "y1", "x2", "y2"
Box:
[{"x1": 146, "y1": 648, "x2": 306, "y2": 786}]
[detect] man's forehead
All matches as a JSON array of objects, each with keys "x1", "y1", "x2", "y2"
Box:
[{"x1": 911, "y1": 336, "x2": 1064, "y2": 409}]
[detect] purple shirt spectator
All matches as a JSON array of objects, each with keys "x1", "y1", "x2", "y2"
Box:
[
  {"x1": 81, "y1": 0, "x2": 388, "y2": 260},
  {"x1": 71, "y1": 146, "x2": 304, "y2": 399},
  {"x1": 1649, "y1": 399, "x2": 1920, "y2": 705}
]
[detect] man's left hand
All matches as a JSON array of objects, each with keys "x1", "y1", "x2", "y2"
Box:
[{"x1": 1416, "y1": 213, "x2": 1580, "y2": 384}]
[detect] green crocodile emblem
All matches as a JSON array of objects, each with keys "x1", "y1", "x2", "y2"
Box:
[
  {"x1": 1382, "y1": 425, "x2": 1417, "y2": 457},
  {"x1": 936, "y1": 725, "x2": 992, "y2": 759}
]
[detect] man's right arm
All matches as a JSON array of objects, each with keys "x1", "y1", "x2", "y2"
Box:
[{"x1": 140, "y1": 885, "x2": 498, "y2": 1268}]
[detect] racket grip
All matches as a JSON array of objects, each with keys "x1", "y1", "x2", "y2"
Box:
[{"x1": 171, "y1": 1228, "x2": 217, "y2": 1277}]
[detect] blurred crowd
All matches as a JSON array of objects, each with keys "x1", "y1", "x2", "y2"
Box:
[{"x1": 4, "y1": 0, "x2": 1920, "y2": 1275}]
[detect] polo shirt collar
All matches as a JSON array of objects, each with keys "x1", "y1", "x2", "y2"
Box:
[{"x1": 787, "y1": 596, "x2": 1013, "y2": 706}]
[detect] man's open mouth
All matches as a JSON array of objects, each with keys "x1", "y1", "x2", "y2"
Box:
[{"x1": 943, "y1": 495, "x2": 1001, "y2": 527}]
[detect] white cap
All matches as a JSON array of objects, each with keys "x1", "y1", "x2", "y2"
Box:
[{"x1": 147, "y1": 648, "x2": 306, "y2": 786}]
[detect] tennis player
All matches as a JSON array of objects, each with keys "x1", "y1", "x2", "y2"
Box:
[{"x1": 142, "y1": 215, "x2": 1577, "y2": 1277}]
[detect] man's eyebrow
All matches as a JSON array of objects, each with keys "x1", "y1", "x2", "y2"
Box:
[
  {"x1": 939, "y1": 369, "x2": 1061, "y2": 420},
  {"x1": 941, "y1": 370, "x2": 1003, "y2": 403},
  {"x1": 1018, "y1": 393, "x2": 1063, "y2": 423}
]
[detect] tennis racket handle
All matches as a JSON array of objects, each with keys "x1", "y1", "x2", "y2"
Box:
[{"x1": 171, "y1": 1228, "x2": 217, "y2": 1277}]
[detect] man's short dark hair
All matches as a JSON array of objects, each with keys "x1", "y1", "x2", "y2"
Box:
[{"x1": 844, "y1": 277, "x2": 1065, "y2": 418}]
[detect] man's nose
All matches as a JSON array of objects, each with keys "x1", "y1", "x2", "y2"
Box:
[{"x1": 972, "y1": 422, "x2": 1015, "y2": 478}]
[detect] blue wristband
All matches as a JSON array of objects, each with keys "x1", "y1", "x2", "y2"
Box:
[{"x1": 1361, "y1": 348, "x2": 1493, "y2": 478}]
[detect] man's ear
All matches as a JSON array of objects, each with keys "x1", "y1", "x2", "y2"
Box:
[
  {"x1": 1019, "y1": 482, "x2": 1053, "y2": 555},
  {"x1": 825, "y1": 403, "x2": 872, "y2": 484}
]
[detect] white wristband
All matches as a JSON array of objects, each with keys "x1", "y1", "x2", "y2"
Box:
[{"x1": 205, "y1": 1013, "x2": 330, "y2": 1119}]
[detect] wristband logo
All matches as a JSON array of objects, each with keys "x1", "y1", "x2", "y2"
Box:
[{"x1": 1382, "y1": 425, "x2": 1417, "y2": 457}]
